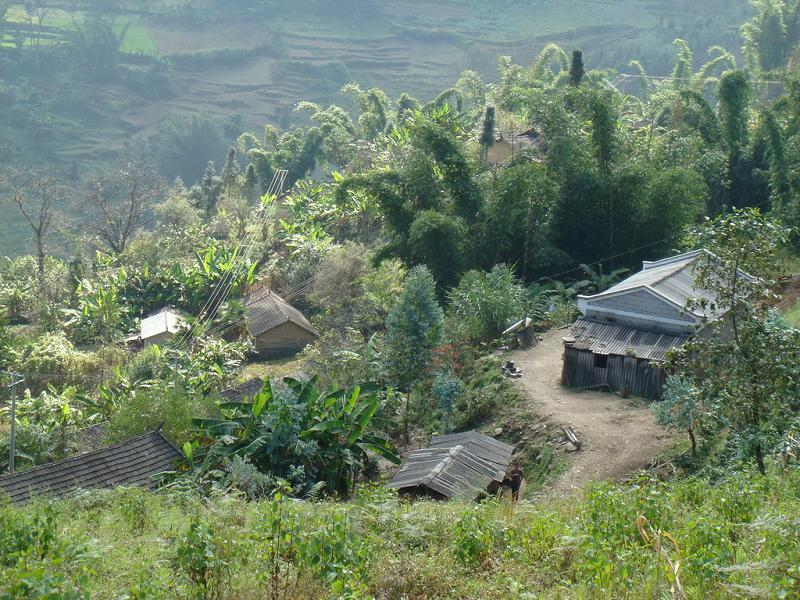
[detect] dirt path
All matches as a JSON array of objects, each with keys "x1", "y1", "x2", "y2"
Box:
[{"x1": 508, "y1": 331, "x2": 676, "y2": 494}]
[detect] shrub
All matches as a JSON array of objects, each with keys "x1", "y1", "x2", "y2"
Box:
[
  {"x1": 448, "y1": 265, "x2": 527, "y2": 343},
  {"x1": 16, "y1": 333, "x2": 103, "y2": 394}
]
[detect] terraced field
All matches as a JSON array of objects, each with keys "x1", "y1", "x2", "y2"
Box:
[{"x1": 0, "y1": 0, "x2": 752, "y2": 254}]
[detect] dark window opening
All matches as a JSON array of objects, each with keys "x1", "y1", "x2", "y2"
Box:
[{"x1": 594, "y1": 354, "x2": 608, "y2": 369}]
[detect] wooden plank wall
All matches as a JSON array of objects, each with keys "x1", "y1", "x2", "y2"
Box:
[{"x1": 562, "y1": 347, "x2": 665, "y2": 399}]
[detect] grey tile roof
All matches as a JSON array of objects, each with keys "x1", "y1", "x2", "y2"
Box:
[
  {"x1": 569, "y1": 318, "x2": 688, "y2": 361},
  {"x1": 71, "y1": 423, "x2": 109, "y2": 454},
  {"x1": 430, "y1": 431, "x2": 513, "y2": 482},
  {"x1": 245, "y1": 291, "x2": 319, "y2": 338},
  {"x1": 388, "y1": 445, "x2": 501, "y2": 500},
  {"x1": 219, "y1": 378, "x2": 264, "y2": 403},
  {"x1": 0, "y1": 430, "x2": 182, "y2": 504}
]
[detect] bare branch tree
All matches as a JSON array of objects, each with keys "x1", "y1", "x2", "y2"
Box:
[
  {"x1": 0, "y1": 169, "x2": 65, "y2": 282},
  {"x1": 83, "y1": 161, "x2": 166, "y2": 254}
]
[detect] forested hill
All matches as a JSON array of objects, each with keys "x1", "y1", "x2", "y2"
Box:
[{"x1": 0, "y1": 0, "x2": 751, "y2": 254}]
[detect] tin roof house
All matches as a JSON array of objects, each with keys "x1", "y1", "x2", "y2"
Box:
[
  {"x1": 562, "y1": 250, "x2": 754, "y2": 399},
  {"x1": 139, "y1": 308, "x2": 188, "y2": 346},
  {"x1": 389, "y1": 431, "x2": 514, "y2": 500}
]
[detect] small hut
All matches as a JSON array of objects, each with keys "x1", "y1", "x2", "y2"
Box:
[
  {"x1": 486, "y1": 127, "x2": 544, "y2": 165},
  {"x1": 140, "y1": 308, "x2": 187, "y2": 346},
  {"x1": 390, "y1": 431, "x2": 513, "y2": 500},
  {"x1": 245, "y1": 290, "x2": 319, "y2": 358}
]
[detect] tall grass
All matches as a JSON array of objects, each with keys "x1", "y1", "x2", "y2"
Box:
[{"x1": 1, "y1": 469, "x2": 798, "y2": 598}]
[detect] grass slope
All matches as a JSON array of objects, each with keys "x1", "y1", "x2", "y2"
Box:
[{"x1": 1, "y1": 469, "x2": 798, "y2": 598}]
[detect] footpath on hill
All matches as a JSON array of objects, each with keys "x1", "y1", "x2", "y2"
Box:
[{"x1": 507, "y1": 331, "x2": 676, "y2": 494}]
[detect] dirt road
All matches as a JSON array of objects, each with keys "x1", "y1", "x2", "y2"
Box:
[{"x1": 508, "y1": 331, "x2": 676, "y2": 494}]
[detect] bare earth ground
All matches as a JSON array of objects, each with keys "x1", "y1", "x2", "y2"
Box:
[{"x1": 508, "y1": 330, "x2": 677, "y2": 494}]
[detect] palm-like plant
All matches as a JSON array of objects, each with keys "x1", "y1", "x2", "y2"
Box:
[{"x1": 191, "y1": 377, "x2": 398, "y2": 497}]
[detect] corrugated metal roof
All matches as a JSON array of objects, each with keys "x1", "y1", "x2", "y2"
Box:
[
  {"x1": 569, "y1": 318, "x2": 687, "y2": 361},
  {"x1": 140, "y1": 309, "x2": 186, "y2": 340},
  {"x1": 245, "y1": 291, "x2": 319, "y2": 338},
  {"x1": 430, "y1": 431, "x2": 513, "y2": 481},
  {"x1": 0, "y1": 430, "x2": 182, "y2": 504},
  {"x1": 578, "y1": 250, "x2": 751, "y2": 320},
  {"x1": 388, "y1": 445, "x2": 500, "y2": 500}
]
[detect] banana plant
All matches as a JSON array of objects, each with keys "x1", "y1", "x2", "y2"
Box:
[{"x1": 191, "y1": 376, "x2": 398, "y2": 497}]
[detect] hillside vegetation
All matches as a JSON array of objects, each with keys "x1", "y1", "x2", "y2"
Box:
[
  {"x1": 0, "y1": 0, "x2": 751, "y2": 254},
  {"x1": 1, "y1": 1, "x2": 800, "y2": 598}
]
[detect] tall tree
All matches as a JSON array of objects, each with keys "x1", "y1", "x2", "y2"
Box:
[
  {"x1": 569, "y1": 49, "x2": 585, "y2": 86},
  {"x1": 384, "y1": 266, "x2": 444, "y2": 440},
  {"x1": 718, "y1": 70, "x2": 753, "y2": 208},
  {"x1": 1, "y1": 170, "x2": 64, "y2": 283},
  {"x1": 84, "y1": 162, "x2": 165, "y2": 254},
  {"x1": 479, "y1": 106, "x2": 496, "y2": 162}
]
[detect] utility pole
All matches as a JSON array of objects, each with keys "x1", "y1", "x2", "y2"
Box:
[{"x1": 6, "y1": 372, "x2": 25, "y2": 474}]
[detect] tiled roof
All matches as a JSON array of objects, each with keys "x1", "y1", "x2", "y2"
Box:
[
  {"x1": 219, "y1": 378, "x2": 264, "y2": 403},
  {"x1": 0, "y1": 430, "x2": 182, "y2": 504},
  {"x1": 429, "y1": 431, "x2": 513, "y2": 482},
  {"x1": 388, "y1": 445, "x2": 501, "y2": 500},
  {"x1": 569, "y1": 318, "x2": 687, "y2": 361},
  {"x1": 71, "y1": 423, "x2": 109, "y2": 454},
  {"x1": 245, "y1": 291, "x2": 318, "y2": 338}
]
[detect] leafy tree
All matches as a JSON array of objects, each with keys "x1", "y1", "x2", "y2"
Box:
[
  {"x1": 431, "y1": 371, "x2": 464, "y2": 433},
  {"x1": 669, "y1": 209, "x2": 794, "y2": 474},
  {"x1": 407, "y1": 210, "x2": 467, "y2": 287},
  {"x1": 653, "y1": 376, "x2": 707, "y2": 454},
  {"x1": 384, "y1": 266, "x2": 443, "y2": 389},
  {"x1": 479, "y1": 106, "x2": 496, "y2": 161}
]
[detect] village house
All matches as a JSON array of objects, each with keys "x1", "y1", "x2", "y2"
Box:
[
  {"x1": 138, "y1": 307, "x2": 188, "y2": 346},
  {"x1": 0, "y1": 429, "x2": 182, "y2": 504},
  {"x1": 389, "y1": 431, "x2": 514, "y2": 500},
  {"x1": 245, "y1": 288, "x2": 319, "y2": 358},
  {"x1": 486, "y1": 126, "x2": 544, "y2": 165},
  {"x1": 561, "y1": 250, "x2": 754, "y2": 399}
]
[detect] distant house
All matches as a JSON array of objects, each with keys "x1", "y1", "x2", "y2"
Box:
[
  {"x1": 139, "y1": 308, "x2": 187, "y2": 346},
  {"x1": 389, "y1": 431, "x2": 514, "y2": 500},
  {"x1": 245, "y1": 290, "x2": 319, "y2": 358},
  {"x1": 0, "y1": 429, "x2": 182, "y2": 504},
  {"x1": 486, "y1": 126, "x2": 544, "y2": 165},
  {"x1": 562, "y1": 250, "x2": 755, "y2": 399}
]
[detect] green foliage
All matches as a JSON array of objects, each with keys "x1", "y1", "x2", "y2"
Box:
[
  {"x1": 431, "y1": 371, "x2": 464, "y2": 433},
  {"x1": 175, "y1": 521, "x2": 229, "y2": 600},
  {"x1": 453, "y1": 503, "x2": 498, "y2": 566},
  {"x1": 15, "y1": 333, "x2": 103, "y2": 394},
  {"x1": 384, "y1": 266, "x2": 443, "y2": 390},
  {"x1": 191, "y1": 376, "x2": 398, "y2": 497},
  {"x1": 448, "y1": 265, "x2": 527, "y2": 343}
]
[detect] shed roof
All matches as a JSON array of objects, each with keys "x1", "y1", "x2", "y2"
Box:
[
  {"x1": 388, "y1": 445, "x2": 500, "y2": 499},
  {"x1": 429, "y1": 431, "x2": 513, "y2": 481},
  {"x1": 569, "y1": 317, "x2": 687, "y2": 361},
  {"x1": 0, "y1": 430, "x2": 182, "y2": 504},
  {"x1": 578, "y1": 250, "x2": 755, "y2": 321},
  {"x1": 245, "y1": 291, "x2": 318, "y2": 338},
  {"x1": 219, "y1": 378, "x2": 264, "y2": 403},
  {"x1": 141, "y1": 308, "x2": 186, "y2": 340}
]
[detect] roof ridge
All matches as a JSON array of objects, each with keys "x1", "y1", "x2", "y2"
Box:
[{"x1": 421, "y1": 445, "x2": 462, "y2": 485}]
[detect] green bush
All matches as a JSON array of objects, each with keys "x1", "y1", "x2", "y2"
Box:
[{"x1": 16, "y1": 333, "x2": 103, "y2": 394}]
